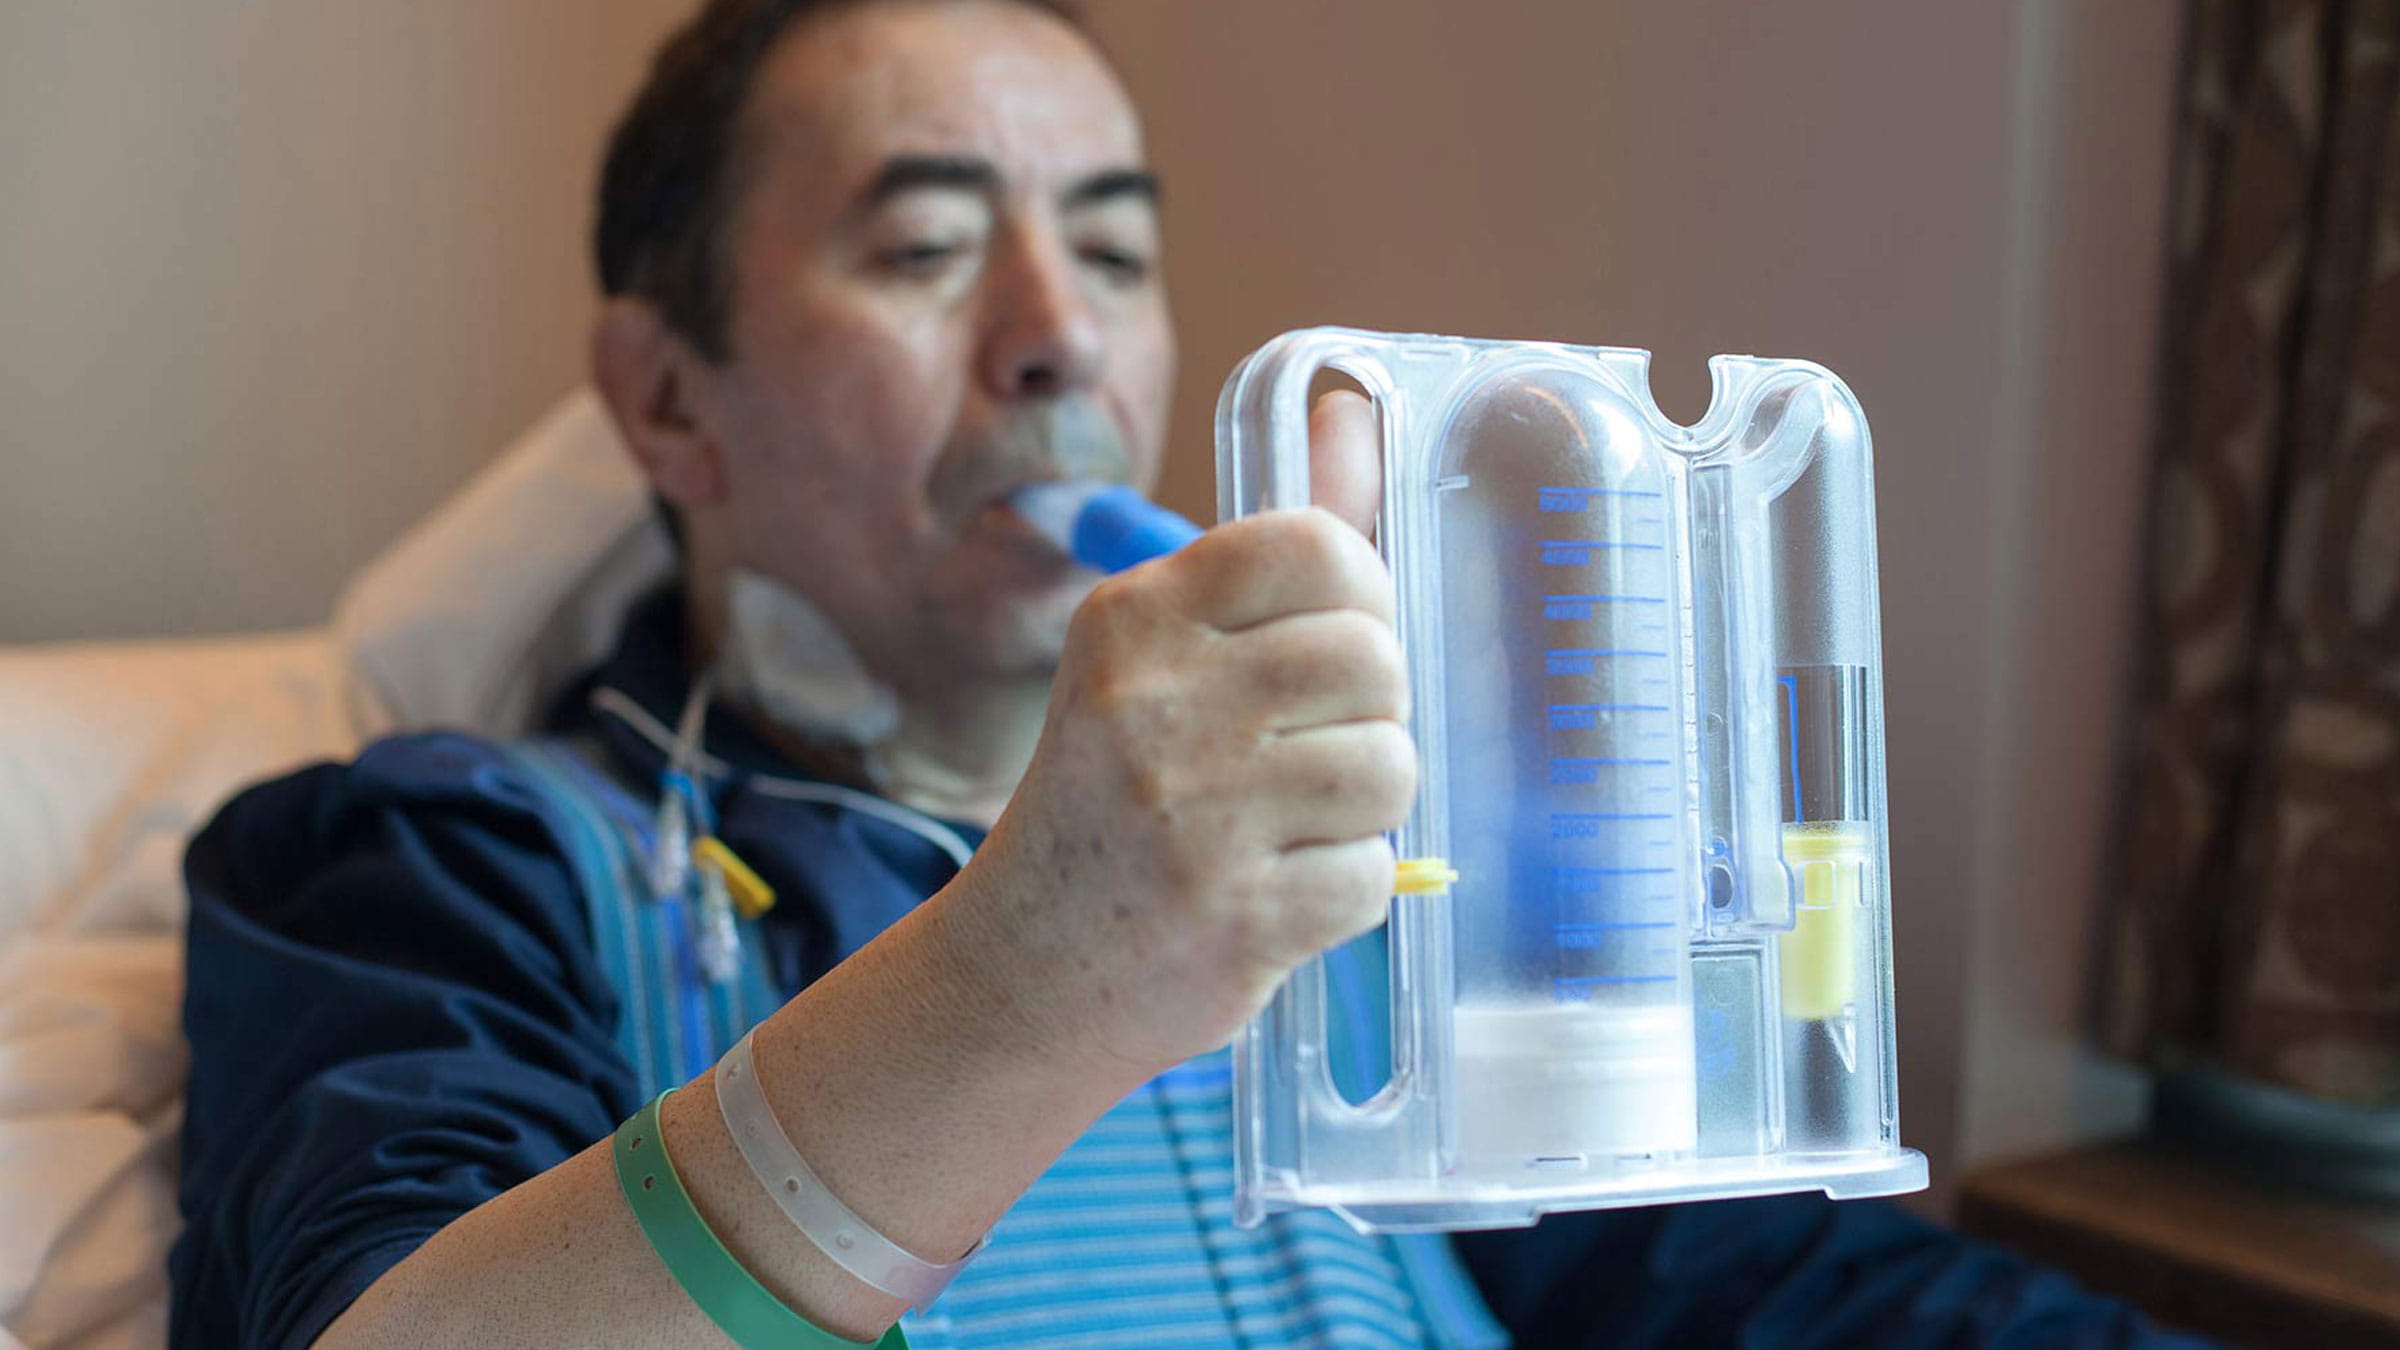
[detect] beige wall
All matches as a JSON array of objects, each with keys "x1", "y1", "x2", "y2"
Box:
[
  {"x1": 0, "y1": 0, "x2": 2180, "y2": 1196},
  {"x1": 0, "y1": 0, "x2": 691, "y2": 642},
  {"x1": 1089, "y1": 0, "x2": 2181, "y2": 1195},
  {"x1": 1956, "y1": 0, "x2": 2181, "y2": 1169}
]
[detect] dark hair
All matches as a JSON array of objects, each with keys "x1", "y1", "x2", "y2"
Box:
[{"x1": 593, "y1": 0, "x2": 1081, "y2": 365}]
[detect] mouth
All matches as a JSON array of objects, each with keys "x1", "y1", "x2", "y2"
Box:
[
  {"x1": 933, "y1": 398, "x2": 1138, "y2": 540},
  {"x1": 971, "y1": 474, "x2": 1111, "y2": 543},
  {"x1": 963, "y1": 488, "x2": 1080, "y2": 569},
  {"x1": 974, "y1": 497, "x2": 1041, "y2": 538}
]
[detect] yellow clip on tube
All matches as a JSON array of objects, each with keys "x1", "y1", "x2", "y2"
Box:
[{"x1": 692, "y1": 836, "x2": 777, "y2": 920}]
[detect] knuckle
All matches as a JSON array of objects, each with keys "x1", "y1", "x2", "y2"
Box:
[
  {"x1": 1241, "y1": 508, "x2": 1345, "y2": 581},
  {"x1": 1257, "y1": 843, "x2": 1394, "y2": 959},
  {"x1": 1123, "y1": 754, "x2": 1172, "y2": 813},
  {"x1": 1154, "y1": 825, "x2": 1208, "y2": 893},
  {"x1": 1283, "y1": 610, "x2": 1398, "y2": 698},
  {"x1": 1366, "y1": 724, "x2": 1419, "y2": 814},
  {"x1": 1077, "y1": 573, "x2": 1146, "y2": 632},
  {"x1": 1321, "y1": 845, "x2": 1397, "y2": 941},
  {"x1": 1316, "y1": 606, "x2": 1381, "y2": 652},
  {"x1": 1322, "y1": 833, "x2": 1387, "y2": 887},
  {"x1": 1215, "y1": 880, "x2": 1274, "y2": 957},
  {"x1": 1335, "y1": 613, "x2": 1408, "y2": 706},
  {"x1": 1103, "y1": 676, "x2": 1183, "y2": 756},
  {"x1": 1291, "y1": 507, "x2": 1358, "y2": 572},
  {"x1": 1082, "y1": 656, "x2": 1143, "y2": 719},
  {"x1": 1193, "y1": 512, "x2": 1280, "y2": 572}
]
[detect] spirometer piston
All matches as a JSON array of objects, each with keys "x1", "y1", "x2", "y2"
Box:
[{"x1": 1219, "y1": 328, "x2": 1924, "y2": 1233}]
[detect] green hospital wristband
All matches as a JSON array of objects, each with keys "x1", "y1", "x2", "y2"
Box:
[{"x1": 614, "y1": 1091, "x2": 910, "y2": 1349}]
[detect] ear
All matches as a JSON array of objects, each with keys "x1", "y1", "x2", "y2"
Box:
[{"x1": 591, "y1": 298, "x2": 728, "y2": 508}]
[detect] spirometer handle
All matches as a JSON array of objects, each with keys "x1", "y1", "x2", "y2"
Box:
[
  {"x1": 1214, "y1": 328, "x2": 1381, "y2": 519},
  {"x1": 1215, "y1": 327, "x2": 1451, "y2": 1139}
]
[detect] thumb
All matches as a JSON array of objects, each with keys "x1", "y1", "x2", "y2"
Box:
[{"x1": 1306, "y1": 389, "x2": 1381, "y2": 540}]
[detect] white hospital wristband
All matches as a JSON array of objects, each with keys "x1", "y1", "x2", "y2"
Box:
[{"x1": 713, "y1": 1028, "x2": 985, "y2": 1312}]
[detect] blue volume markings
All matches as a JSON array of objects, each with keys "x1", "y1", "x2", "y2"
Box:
[
  {"x1": 1541, "y1": 540, "x2": 1665, "y2": 565},
  {"x1": 1551, "y1": 865, "x2": 1678, "y2": 898},
  {"x1": 1553, "y1": 811, "x2": 1674, "y2": 819},
  {"x1": 1555, "y1": 974, "x2": 1680, "y2": 992},
  {"x1": 1545, "y1": 649, "x2": 1668, "y2": 676},
  {"x1": 1539, "y1": 486, "x2": 1665, "y2": 509},
  {"x1": 1548, "y1": 702, "x2": 1670, "y2": 729},
  {"x1": 1544, "y1": 593, "x2": 1665, "y2": 620},
  {"x1": 1549, "y1": 757, "x2": 1673, "y2": 786},
  {"x1": 1552, "y1": 810, "x2": 1672, "y2": 838},
  {"x1": 1555, "y1": 920, "x2": 1678, "y2": 931},
  {"x1": 1556, "y1": 921, "x2": 1678, "y2": 949},
  {"x1": 1549, "y1": 756, "x2": 1674, "y2": 764},
  {"x1": 1553, "y1": 866, "x2": 1677, "y2": 882}
]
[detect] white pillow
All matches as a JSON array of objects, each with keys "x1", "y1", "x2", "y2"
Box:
[
  {"x1": 0, "y1": 633, "x2": 353, "y2": 1350},
  {"x1": 0, "y1": 388, "x2": 663, "y2": 947},
  {"x1": 332, "y1": 388, "x2": 673, "y2": 741},
  {"x1": 0, "y1": 388, "x2": 671, "y2": 1350},
  {"x1": 0, "y1": 633, "x2": 353, "y2": 945}
]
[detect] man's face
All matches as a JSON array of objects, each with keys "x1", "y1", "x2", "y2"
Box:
[{"x1": 697, "y1": 0, "x2": 1173, "y2": 691}]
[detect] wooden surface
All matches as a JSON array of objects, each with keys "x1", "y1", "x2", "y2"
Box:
[{"x1": 1959, "y1": 1142, "x2": 2400, "y2": 1350}]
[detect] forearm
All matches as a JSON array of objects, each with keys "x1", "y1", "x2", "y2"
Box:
[{"x1": 318, "y1": 881, "x2": 1137, "y2": 1348}]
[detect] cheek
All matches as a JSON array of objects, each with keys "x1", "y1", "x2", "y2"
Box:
[
  {"x1": 1117, "y1": 323, "x2": 1176, "y2": 487},
  {"x1": 729, "y1": 300, "x2": 968, "y2": 534}
]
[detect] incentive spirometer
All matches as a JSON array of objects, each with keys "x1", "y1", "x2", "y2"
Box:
[{"x1": 1024, "y1": 326, "x2": 1925, "y2": 1235}]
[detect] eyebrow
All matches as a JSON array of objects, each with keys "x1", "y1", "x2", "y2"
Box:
[
  {"x1": 859, "y1": 154, "x2": 1160, "y2": 212},
  {"x1": 862, "y1": 154, "x2": 997, "y2": 206},
  {"x1": 1063, "y1": 168, "x2": 1160, "y2": 209}
]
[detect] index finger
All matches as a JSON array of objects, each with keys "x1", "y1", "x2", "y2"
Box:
[
  {"x1": 1308, "y1": 389, "x2": 1382, "y2": 541},
  {"x1": 1165, "y1": 507, "x2": 1395, "y2": 633}
]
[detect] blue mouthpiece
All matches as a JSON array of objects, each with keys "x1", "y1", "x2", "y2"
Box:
[{"x1": 1012, "y1": 482, "x2": 1202, "y2": 574}]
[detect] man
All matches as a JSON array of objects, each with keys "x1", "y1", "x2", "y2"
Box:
[{"x1": 171, "y1": 1, "x2": 2210, "y2": 1347}]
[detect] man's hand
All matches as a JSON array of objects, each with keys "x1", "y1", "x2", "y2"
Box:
[
  {"x1": 1309, "y1": 387, "x2": 1381, "y2": 536},
  {"x1": 957, "y1": 391, "x2": 1404, "y2": 1074}
]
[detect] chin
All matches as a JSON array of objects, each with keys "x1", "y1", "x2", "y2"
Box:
[{"x1": 940, "y1": 575, "x2": 1091, "y2": 680}]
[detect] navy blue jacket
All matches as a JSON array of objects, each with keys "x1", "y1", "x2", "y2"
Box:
[{"x1": 171, "y1": 589, "x2": 2208, "y2": 1349}]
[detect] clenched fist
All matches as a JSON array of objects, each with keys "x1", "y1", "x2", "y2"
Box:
[{"x1": 954, "y1": 392, "x2": 1408, "y2": 1074}]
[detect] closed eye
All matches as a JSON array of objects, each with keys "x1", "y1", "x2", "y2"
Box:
[
  {"x1": 876, "y1": 240, "x2": 971, "y2": 277},
  {"x1": 1080, "y1": 243, "x2": 1152, "y2": 285}
]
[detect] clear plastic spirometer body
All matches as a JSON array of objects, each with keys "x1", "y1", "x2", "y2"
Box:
[{"x1": 1218, "y1": 328, "x2": 1926, "y2": 1233}]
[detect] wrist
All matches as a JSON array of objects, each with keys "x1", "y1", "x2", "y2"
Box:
[{"x1": 913, "y1": 860, "x2": 1156, "y2": 1091}]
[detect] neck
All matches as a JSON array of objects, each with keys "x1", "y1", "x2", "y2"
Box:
[
  {"x1": 864, "y1": 673, "x2": 1052, "y2": 828},
  {"x1": 684, "y1": 567, "x2": 1048, "y2": 830}
]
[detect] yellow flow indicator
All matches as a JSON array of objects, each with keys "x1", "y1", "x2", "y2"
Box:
[{"x1": 1777, "y1": 822, "x2": 1867, "y2": 1020}]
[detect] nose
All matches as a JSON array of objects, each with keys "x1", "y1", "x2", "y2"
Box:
[{"x1": 977, "y1": 227, "x2": 1104, "y2": 401}]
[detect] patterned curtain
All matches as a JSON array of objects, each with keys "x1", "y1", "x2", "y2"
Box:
[{"x1": 2103, "y1": 0, "x2": 2400, "y2": 1105}]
